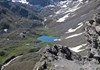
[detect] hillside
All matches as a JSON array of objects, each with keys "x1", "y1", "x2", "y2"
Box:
[{"x1": 0, "y1": 1, "x2": 54, "y2": 70}]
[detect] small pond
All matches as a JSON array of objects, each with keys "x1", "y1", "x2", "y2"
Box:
[{"x1": 37, "y1": 35, "x2": 57, "y2": 42}]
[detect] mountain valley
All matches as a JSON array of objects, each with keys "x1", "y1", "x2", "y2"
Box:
[{"x1": 0, "y1": 0, "x2": 100, "y2": 70}]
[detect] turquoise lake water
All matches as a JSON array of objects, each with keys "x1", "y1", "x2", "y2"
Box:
[{"x1": 37, "y1": 35, "x2": 57, "y2": 42}]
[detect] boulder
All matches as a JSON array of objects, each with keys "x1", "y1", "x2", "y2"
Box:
[
  {"x1": 95, "y1": 26, "x2": 100, "y2": 35},
  {"x1": 89, "y1": 20, "x2": 94, "y2": 25},
  {"x1": 88, "y1": 52, "x2": 94, "y2": 58},
  {"x1": 60, "y1": 46, "x2": 72, "y2": 60},
  {"x1": 38, "y1": 61, "x2": 47, "y2": 70},
  {"x1": 41, "y1": 61, "x2": 47, "y2": 69},
  {"x1": 95, "y1": 17, "x2": 100, "y2": 25},
  {"x1": 98, "y1": 36, "x2": 100, "y2": 42},
  {"x1": 73, "y1": 54, "x2": 82, "y2": 61},
  {"x1": 94, "y1": 13, "x2": 100, "y2": 25}
]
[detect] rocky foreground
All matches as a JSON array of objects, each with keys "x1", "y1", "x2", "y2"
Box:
[{"x1": 34, "y1": 13, "x2": 100, "y2": 70}]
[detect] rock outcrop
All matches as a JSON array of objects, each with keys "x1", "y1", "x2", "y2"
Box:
[
  {"x1": 34, "y1": 44, "x2": 83, "y2": 70},
  {"x1": 85, "y1": 13, "x2": 100, "y2": 62}
]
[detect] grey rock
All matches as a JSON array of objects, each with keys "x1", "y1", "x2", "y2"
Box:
[{"x1": 96, "y1": 26, "x2": 100, "y2": 35}]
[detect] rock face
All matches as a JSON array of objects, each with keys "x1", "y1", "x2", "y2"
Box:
[
  {"x1": 34, "y1": 45, "x2": 83, "y2": 70},
  {"x1": 45, "y1": 45, "x2": 73, "y2": 60},
  {"x1": 85, "y1": 13, "x2": 100, "y2": 61}
]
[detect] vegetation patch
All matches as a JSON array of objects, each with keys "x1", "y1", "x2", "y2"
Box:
[{"x1": 0, "y1": 26, "x2": 55, "y2": 66}]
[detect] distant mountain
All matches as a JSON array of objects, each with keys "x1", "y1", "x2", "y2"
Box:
[
  {"x1": 0, "y1": 0, "x2": 41, "y2": 18},
  {"x1": 10, "y1": 0, "x2": 81, "y2": 7},
  {"x1": 0, "y1": 0, "x2": 43, "y2": 35}
]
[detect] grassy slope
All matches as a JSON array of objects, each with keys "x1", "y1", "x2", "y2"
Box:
[
  {"x1": 0, "y1": 27, "x2": 56, "y2": 70},
  {"x1": 0, "y1": 1, "x2": 57, "y2": 69},
  {"x1": 0, "y1": 27, "x2": 55, "y2": 64}
]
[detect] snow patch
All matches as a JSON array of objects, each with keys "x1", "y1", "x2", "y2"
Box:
[
  {"x1": 49, "y1": 15, "x2": 53, "y2": 17},
  {"x1": 65, "y1": 32, "x2": 84, "y2": 39},
  {"x1": 58, "y1": 1, "x2": 67, "y2": 5},
  {"x1": 44, "y1": 17, "x2": 47, "y2": 22},
  {"x1": 57, "y1": 13, "x2": 70, "y2": 22},
  {"x1": 47, "y1": 5, "x2": 55, "y2": 7},
  {"x1": 69, "y1": 44, "x2": 87, "y2": 52},
  {"x1": 65, "y1": 23, "x2": 83, "y2": 33},
  {"x1": 4, "y1": 29, "x2": 8, "y2": 32},
  {"x1": 55, "y1": 10, "x2": 61, "y2": 14},
  {"x1": 54, "y1": 32, "x2": 84, "y2": 42},
  {"x1": 12, "y1": 0, "x2": 29, "y2": 4},
  {"x1": 54, "y1": 39, "x2": 61, "y2": 41},
  {"x1": 1, "y1": 56, "x2": 22, "y2": 70},
  {"x1": 62, "y1": 5, "x2": 67, "y2": 8},
  {"x1": 78, "y1": 0, "x2": 83, "y2": 2}
]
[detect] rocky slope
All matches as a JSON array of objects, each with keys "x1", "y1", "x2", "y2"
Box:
[
  {"x1": 41, "y1": 0, "x2": 100, "y2": 49},
  {"x1": 35, "y1": 13, "x2": 100, "y2": 70}
]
